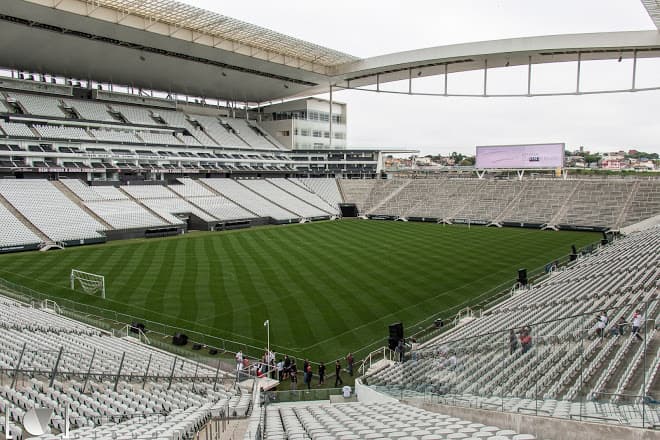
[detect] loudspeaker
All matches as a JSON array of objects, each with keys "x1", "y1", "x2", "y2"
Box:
[
  {"x1": 172, "y1": 333, "x2": 188, "y2": 346},
  {"x1": 388, "y1": 337, "x2": 399, "y2": 350},
  {"x1": 389, "y1": 322, "x2": 404, "y2": 339},
  {"x1": 192, "y1": 343, "x2": 202, "y2": 351},
  {"x1": 209, "y1": 348, "x2": 218, "y2": 355},
  {"x1": 434, "y1": 319, "x2": 444, "y2": 328},
  {"x1": 517, "y1": 268, "x2": 527, "y2": 286}
]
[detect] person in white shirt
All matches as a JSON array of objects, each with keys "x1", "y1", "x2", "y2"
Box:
[
  {"x1": 597, "y1": 313, "x2": 607, "y2": 338},
  {"x1": 235, "y1": 350, "x2": 243, "y2": 371},
  {"x1": 632, "y1": 311, "x2": 643, "y2": 341},
  {"x1": 276, "y1": 360, "x2": 284, "y2": 381},
  {"x1": 445, "y1": 353, "x2": 458, "y2": 370},
  {"x1": 411, "y1": 338, "x2": 420, "y2": 361}
]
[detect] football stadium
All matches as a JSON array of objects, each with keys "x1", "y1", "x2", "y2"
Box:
[{"x1": 0, "y1": 0, "x2": 658, "y2": 439}]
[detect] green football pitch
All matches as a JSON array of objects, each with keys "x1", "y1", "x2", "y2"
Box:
[{"x1": 0, "y1": 221, "x2": 599, "y2": 362}]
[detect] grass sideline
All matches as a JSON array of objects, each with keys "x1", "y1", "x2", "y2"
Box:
[{"x1": 0, "y1": 220, "x2": 599, "y2": 362}]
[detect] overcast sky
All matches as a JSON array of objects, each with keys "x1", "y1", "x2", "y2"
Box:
[{"x1": 184, "y1": 0, "x2": 660, "y2": 156}]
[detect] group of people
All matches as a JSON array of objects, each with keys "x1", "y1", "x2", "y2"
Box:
[
  {"x1": 235, "y1": 349, "x2": 355, "y2": 390},
  {"x1": 509, "y1": 326, "x2": 533, "y2": 355},
  {"x1": 595, "y1": 310, "x2": 644, "y2": 341}
]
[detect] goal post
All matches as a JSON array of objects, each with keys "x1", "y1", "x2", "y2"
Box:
[{"x1": 70, "y1": 269, "x2": 106, "y2": 299}]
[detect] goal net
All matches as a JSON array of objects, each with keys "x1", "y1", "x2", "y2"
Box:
[{"x1": 70, "y1": 269, "x2": 106, "y2": 299}]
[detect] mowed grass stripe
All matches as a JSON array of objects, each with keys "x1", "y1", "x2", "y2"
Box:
[
  {"x1": 277, "y1": 229, "x2": 379, "y2": 351},
  {"x1": 0, "y1": 221, "x2": 599, "y2": 361}
]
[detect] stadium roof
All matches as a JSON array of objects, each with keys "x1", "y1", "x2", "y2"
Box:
[
  {"x1": 51, "y1": 0, "x2": 359, "y2": 68},
  {"x1": 640, "y1": 0, "x2": 660, "y2": 29},
  {"x1": 1, "y1": 0, "x2": 659, "y2": 102}
]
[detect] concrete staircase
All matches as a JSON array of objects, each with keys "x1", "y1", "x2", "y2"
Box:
[
  {"x1": 548, "y1": 180, "x2": 583, "y2": 227},
  {"x1": 615, "y1": 180, "x2": 641, "y2": 230}
]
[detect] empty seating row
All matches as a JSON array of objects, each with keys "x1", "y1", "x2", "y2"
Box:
[
  {"x1": 261, "y1": 401, "x2": 536, "y2": 440},
  {"x1": 0, "y1": 180, "x2": 105, "y2": 242},
  {"x1": 0, "y1": 202, "x2": 42, "y2": 248},
  {"x1": 346, "y1": 178, "x2": 660, "y2": 228}
]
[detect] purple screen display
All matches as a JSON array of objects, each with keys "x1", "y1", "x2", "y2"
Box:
[{"x1": 476, "y1": 144, "x2": 564, "y2": 169}]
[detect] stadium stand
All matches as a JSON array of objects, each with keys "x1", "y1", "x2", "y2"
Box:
[
  {"x1": 361, "y1": 178, "x2": 411, "y2": 215},
  {"x1": 192, "y1": 115, "x2": 248, "y2": 148},
  {"x1": 297, "y1": 178, "x2": 344, "y2": 210},
  {"x1": 0, "y1": 180, "x2": 105, "y2": 243},
  {"x1": 33, "y1": 125, "x2": 94, "y2": 141},
  {"x1": 224, "y1": 119, "x2": 274, "y2": 150},
  {"x1": 202, "y1": 178, "x2": 298, "y2": 221},
  {"x1": 260, "y1": 401, "x2": 537, "y2": 439},
  {"x1": 120, "y1": 184, "x2": 177, "y2": 200},
  {"x1": 167, "y1": 178, "x2": 216, "y2": 198},
  {"x1": 0, "y1": 202, "x2": 42, "y2": 249},
  {"x1": 109, "y1": 104, "x2": 158, "y2": 126},
  {"x1": 136, "y1": 131, "x2": 183, "y2": 145},
  {"x1": 454, "y1": 180, "x2": 525, "y2": 222},
  {"x1": 85, "y1": 200, "x2": 173, "y2": 230},
  {"x1": 0, "y1": 120, "x2": 36, "y2": 138},
  {"x1": 141, "y1": 198, "x2": 217, "y2": 224},
  {"x1": 556, "y1": 181, "x2": 636, "y2": 227},
  {"x1": 0, "y1": 295, "x2": 249, "y2": 439},
  {"x1": 240, "y1": 179, "x2": 331, "y2": 219},
  {"x1": 337, "y1": 179, "x2": 377, "y2": 214},
  {"x1": 268, "y1": 178, "x2": 339, "y2": 215},
  {"x1": 346, "y1": 178, "x2": 660, "y2": 229},
  {"x1": 5, "y1": 92, "x2": 67, "y2": 118},
  {"x1": 89, "y1": 128, "x2": 142, "y2": 143},
  {"x1": 620, "y1": 180, "x2": 660, "y2": 227},
  {"x1": 62, "y1": 99, "x2": 116, "y2": 122},
  {"x1": 184, "y1": 196, "x2": 256, "y2": 222},
  {"x1": 364, "y1": 226, "x2": 660, "y2": 427},
  {"x1": 498, "y1": 180, "x2": 576, "y2": 224}
]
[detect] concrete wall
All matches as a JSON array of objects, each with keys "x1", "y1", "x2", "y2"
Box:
[
  {"x1": 355, "y1": 380, "x2": 398, "y2": 404},
  {"x1": 405, "y1": 400, "x2": 660, "y2": 440}
]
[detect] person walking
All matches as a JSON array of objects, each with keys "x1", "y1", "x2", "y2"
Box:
[
  {"x1": 318, "y1": 362, "x2": 326, "y2": 385},
  {"x1": 509, "y1": 329, "x2": 518, "y2": 355},
  {"x1": 396, "y1": 339, "x2": 405, "y2": 362},
  {"x1": 235, "y1": 350, "x2": 243, "y2": 372},
  {"x1": 290, "y1": 364, "x2": 298, "y2": 391},
  {"x1": 276, "y1": 359, "x2": 284, "y2": 381},
  {"x1": 410, "y1": 339, "x2": 419, "y2": 362},
  {"x1": 283, "y1": 355, "x2": 291, "y2": 380},
  {"x1": 304, "y1": 364, "x2": 312, "y2": 390},
  {"x1": 334, "y1": 360, "x2": 343, "y2": 387},
  {"x1": 346, "y1": 353, "x2": 354, "y2": 376},
  {"x1": 632, "y1": 311, "x2": 643, "y2": 341},
  {"x1": 617, "y1": 317, "x2": 626, "y2": 336}
]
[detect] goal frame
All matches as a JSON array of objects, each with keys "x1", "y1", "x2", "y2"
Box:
[{"x1": 70, "y1": 269, "x2": 106, "y2": 299}]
